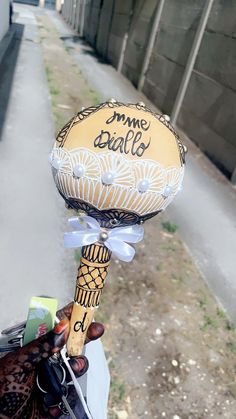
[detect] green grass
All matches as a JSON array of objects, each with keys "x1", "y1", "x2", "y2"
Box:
[
  {"x1": 201, "y1": 314, "x2": 218, "y2": 330},
  {"x1": 53, "y1": 111, "x2": 68, "y2": 134},
  {"x1": 200, "y1": 306, "x2": 235, "y2": 331},
  {"x1": 161, "y1": 243, "x2": 177, "y2": 252},
  {"x1": 108, "y1": 355, "x2": 126, "y2": 405},
  {"x1": 225, "y1": 320, "x2": 236, "y2": 331},
  {"x1": 50, "y1": 86, "x2": 60, "y2": 96},
  {"x1": 92, "y1": 95, "x2": 101, "y2": 106},
  {"x1": 45, "y1": 65, "x2": 60, "y2": 98},
  {"x1": 110, "y1": 378, "x2": 126, "y2": 403},
  {"x1": 198, "y1": 296, "x2": 208, "y2": 310},
  {"x1": 162, "y1": 221, "x2": 178, "y2": 233},
  {"x1": 74, "y1": 249, "x2": 81, "y2": 264},
  {"x1": 45, "y1": 65, "x2": 53, "y2": 83},
  {"x1": 64, "y1": 44, "x2": 72, "y2": 53},
  {"x1": 216, "y1": 308, "x2": 235, "y2": 330},
  {"x1": 216, "y1": 308, "x2": 226, "y2": 318},
  {"x1": 89, "y1": 88, "x2": 101, "y2": 106},
  {"x1": 226, "y1": 341, "x2": 236, "y2": 354},
  {"x1": 51, "y1": 96, "x2": 56, "y2": 106},
  {"x1": 171, "y1": 274, "x2": 184, "y2": 283},
  {"x1": 95, "y1": 308, "x2": 109, "y2": 325}
]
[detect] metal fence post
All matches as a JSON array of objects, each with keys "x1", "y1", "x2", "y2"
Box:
[
  {"x1": 117, "y1": 33, "x2": 129, "y2": 73},
  {"x1": 170, "y1": 0, "x2": 214, "y2": 125},
  {"x1": 117, "y1": 2, "x2": 135, "y2": 73},
  {"x1": 137, "y1": 0, "x2": 166, "y2": 91},
  {"x1": 75, "y1": 0, "x2": 80, "y2": 32},
  {"x1": 80, "y1": 0, "x2": 86, "y2": 37},
  {"x1": 72, "y1": 0, "x2": 77, "y2": 28},
  {"x1": 70, "y1": 0, "x2": 74, "y2": 25},
  {"x1": 66, "y1": 0, "x2": 69, "y2": 20},
  {"x1": 63, "y1": 0, "x2": 67, "y2": 20}
]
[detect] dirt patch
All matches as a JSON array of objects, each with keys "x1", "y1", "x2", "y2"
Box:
[
  {"x1": 102, "y1": 217, "x2": 236, "y2": 418},
  {"x1": 38, "y1": 12, "x2": 236, "y2": 419},
  {"x1": 37, "y1": 13, "x2": 101, "y2": 133}
]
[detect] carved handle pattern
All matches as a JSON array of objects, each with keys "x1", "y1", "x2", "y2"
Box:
[{"x1": 66, "y1": 242, "x2": 111, "y2": 356}]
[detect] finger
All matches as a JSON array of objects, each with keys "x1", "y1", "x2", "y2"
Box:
[
  {"x1": 48, "y1": 356, "x2": 89, "y2": 417},
  {"x1": 64, "y1": 356, "x2": 88, "y2": 383},
  {"x1": 68, "y1": 355, "x2": 89, "y2": 378},
  {"x1": 56, "y1": 304, "x2": 104, "y2": 340},
  {"x1": 48, "y1": 406, "x2": 61, "y2": 418},
  {"x1": 85, "y1": 322, "x2": 104, "y2": 344},
  {"x1": 50, "y1": 318, "x2": 70, "y2": 353},
  {"x1": 11, "y1": 319, "x2": 70, "y2": 371},
  {"x1": 56, "y1": 302, "x2": 73, "y2": 321}
]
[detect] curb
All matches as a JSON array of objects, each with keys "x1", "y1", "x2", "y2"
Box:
[{"x1": 0, "y1": 24, "x2": 17, "y2": 67}]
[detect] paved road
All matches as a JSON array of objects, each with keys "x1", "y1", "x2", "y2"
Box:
[
  {"x1": 50, "y1": 10, "x2": 236, "y2": 319},
  {"x1": 0, "y1": 5, "x2": 75, "y2": 329}
]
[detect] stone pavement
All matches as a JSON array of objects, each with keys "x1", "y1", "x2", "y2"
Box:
[
  {"x1": 49, "y1": 9, "x2": 236, "y2": 320},
  {"x1": 0, "y1": 4, "x2": 75, "y2": 329}
]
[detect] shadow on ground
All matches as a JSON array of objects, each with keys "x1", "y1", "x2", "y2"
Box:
[
  {"x1": 60, "y1": 35, "x2": 107, "y2": 63},
  {"x1": 0, "y1": 23, "x2": 24, "y2": 141}
]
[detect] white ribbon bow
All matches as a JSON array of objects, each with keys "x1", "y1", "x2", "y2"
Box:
[{"x1": 64, "y1": 215, "x2": 144, "y2": 263}]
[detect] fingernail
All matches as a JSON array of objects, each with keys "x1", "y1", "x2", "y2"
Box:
[
  {"x1": 70, "y1": 355, "x2": 88, "y2": 375},
  {"x1": 87, "y1": 322, "x2": 104, "y2": 341},
  {"x1": 53, "y1": 318, "x2": 69, "y2": 334}
]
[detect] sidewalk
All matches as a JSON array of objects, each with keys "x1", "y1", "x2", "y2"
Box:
[
  {"x1": 49, "y1": 10, "x2": 236, "y2": 321},
  {"x1": 0, "y1": 5, "x2": 75, "y2": 329}
]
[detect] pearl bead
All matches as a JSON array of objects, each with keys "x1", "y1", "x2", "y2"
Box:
[
  {"x1": 101, "y1": 171, "x2": 115, "y2": 185},
  {"x1": 73, "y1": 164, "x2": 85, "y2": 178},
  {"x1": 51, "y1": 158, "x2": 61, "y2": 170},
  {"x1": 138, "y1": 179, "x2": 150, "y2": 193},
  {"x1": 163, "y1": 114, "x2": 170, "y2": 122},
  {"x1": 99, "y1": 231, "x2": 108, "y2": 242},
  {"x1": 163, "y1": 185, "x2": 172, "y2": 198}
]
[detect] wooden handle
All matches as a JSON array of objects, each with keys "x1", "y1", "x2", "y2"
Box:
[{"x1": 67, "y1": 242, "x2": 111, "y2": 356}]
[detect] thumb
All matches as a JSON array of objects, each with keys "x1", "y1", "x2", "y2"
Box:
[{"x1": 13, "y1": 319, "x2": 70, "y2": 371}]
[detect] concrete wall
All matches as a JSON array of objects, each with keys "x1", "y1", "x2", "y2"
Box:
[
  {"x1": 106, "y1": 0, "x2": 133, "y2": 69},
  {"x1": 143, "y1": 1, "x2": 204, "y2": 113},
  {"x1": 0, "y1": 0, "x2": 10, "y2": 43},
  {"x1": 96, "y1": 0, "x2": 114, "y2": 58},
  {"x1": 179, "y1": 0, "x2": 236, "y2": 177},
  {"x1": 61, "y1": 0, "x2": 236, "y2": 180},
  {"x1": 122, "y1": 0, "x2": 157, "y2": 86},
  {"x1": 84, "y1": 0, "x2": 102, "y2": 46}
]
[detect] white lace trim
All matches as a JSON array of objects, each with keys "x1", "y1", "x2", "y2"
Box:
[{"x1": 50, "y1": 147, "x2": 184, "y2": 215}]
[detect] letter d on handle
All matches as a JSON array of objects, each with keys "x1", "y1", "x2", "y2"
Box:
[
  {"x1": 66, "y1": 242, "x2": 111, "y2": 356},
  {"x1": 67, "y1": 304, "x2": 94, "y2": 356}
]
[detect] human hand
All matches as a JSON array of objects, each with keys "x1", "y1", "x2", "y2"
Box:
[{"x1": 0, "y1": 303, "x2": 104, "y2": 418}]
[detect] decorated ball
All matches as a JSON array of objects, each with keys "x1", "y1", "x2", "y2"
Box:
[{"x1": 50, "y1": 100, "x2": 186, "y2": 228}]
